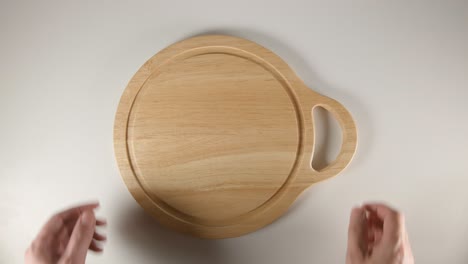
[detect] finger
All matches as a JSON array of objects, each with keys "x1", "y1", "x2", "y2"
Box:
[
  {"x1": 93, "y1": 232, "x2": 107, "y2": 241},
  {"x1": 96, "y1": 218, "x2": 107, "y2": 226},
  {"x1": 62, "y1": 210, "x2": 96, "y2": 263},
  {"x1": 347, "y1": 207, "x2": 365, "y2": 262},
  {"x1": 89, "y1": 240, "x2": 104, "y2": 253},
  {"x1": 368, "y1": 210, "x2": 383, "y2": 244},
  {"x1": 42, "y1": 202, "x2": 99, "y2": 236},
  {"x1": 54, "y1": 202, "x2": 99, "y2": 223},
  {"x1": 364, "y1": 203, "x2": 397, "y2": 219},
  {"x1": 61, "y1": 206, "x2": 101, "y2": 237},
  {"x1": 63, "y1": 216, "x2": 106, "y2": 243},
  {"x1": 364, "y1": 203, "x2": 404, "y2": 243},
  {"x1": 374, "y1": 228, "x2": 383, "y2": 244},
  {"x1": 367, "y1": 218, "x2": 374, "y2": 244}
]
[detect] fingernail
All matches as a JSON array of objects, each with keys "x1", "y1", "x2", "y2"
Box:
[{"x1": 81, "y1": 210, "x2": 94, "y2": 225}]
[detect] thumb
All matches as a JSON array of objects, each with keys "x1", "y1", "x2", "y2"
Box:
[{"x1": 62, "y1": 210, "x2": 96, "y2": 264}]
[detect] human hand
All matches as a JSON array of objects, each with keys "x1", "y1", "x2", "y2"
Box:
[
  {"x1": 25, "y1": 203, "x2": 107, "y2": 264},
  {"x1": 346, "y1": 203, "x2": 414, "y2": 264}
]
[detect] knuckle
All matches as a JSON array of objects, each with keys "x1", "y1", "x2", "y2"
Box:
[
  {"x1": 29, "y1": 240, "x2": 40, "y2": 253},
  {"x1": 390, "y1": 210, "x2": 405, "y2": 223},
  {"x1": 393, "y1": 212, "x2": 406, "y2": 227},
  {"x1": 50, "y1": 214, "x2": 60, "y2": 222},
  {"x1": 397, "y1": 213, "x2": 406, "y2": 223},
  {"x1": 52, "y1": 215, "x2": 65, "y2": 225}
]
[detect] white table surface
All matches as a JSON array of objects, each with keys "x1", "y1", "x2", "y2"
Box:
[{"x1": 1, "y1": 1, "x2": 468, "y2": 263}]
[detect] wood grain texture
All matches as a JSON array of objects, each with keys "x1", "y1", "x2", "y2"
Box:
[{"x1": 114, "y1": 35, "x2": 357, "y2": 238}]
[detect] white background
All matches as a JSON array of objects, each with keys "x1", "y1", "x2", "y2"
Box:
[{"x1": 1, "y1": 1, "x2": 468, "y2": 263}]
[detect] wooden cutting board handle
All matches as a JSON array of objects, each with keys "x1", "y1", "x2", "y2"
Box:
[{"x1": 296, "y1": 90, "x2": 357, "y2": 184}]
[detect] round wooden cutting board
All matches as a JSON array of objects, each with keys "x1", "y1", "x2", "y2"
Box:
[{"x1": 114, "y1": 35, "x2": 357, "y2": 238}]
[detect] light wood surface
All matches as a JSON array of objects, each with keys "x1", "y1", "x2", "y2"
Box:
[{"x1": 114, "y1": 35, "x2": 357, "y2": 238}]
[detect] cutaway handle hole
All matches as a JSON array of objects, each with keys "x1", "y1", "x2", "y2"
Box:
[{"x1": 311, "y1": 106, "x2": 343, "y2": 171}]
